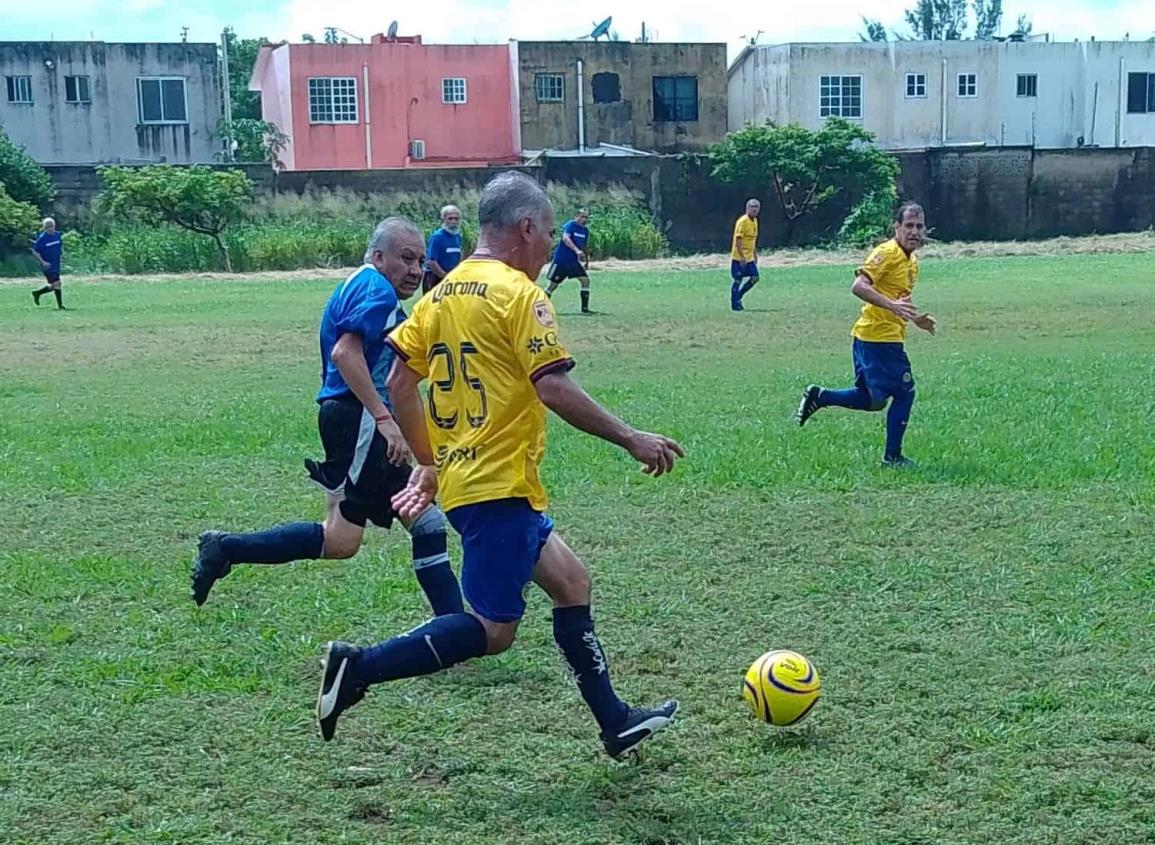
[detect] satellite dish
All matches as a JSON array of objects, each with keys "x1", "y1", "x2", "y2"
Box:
[
  {"x1": 386, "y1": 20, "x2": 399, "y2": 40},
  {"x1": 590, "y1": 16, "x2": 612, "y2": 40}
]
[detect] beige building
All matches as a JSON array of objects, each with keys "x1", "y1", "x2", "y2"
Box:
[
  {"x1": 728, "y1": 40, "x2": 1155, "y2": 149},
  {"x1": 517, "y1": 40, "x2": 727, "y2": 154},
  {"x1": 0, "y1": 41, "x2": 222, "y2": 164}
]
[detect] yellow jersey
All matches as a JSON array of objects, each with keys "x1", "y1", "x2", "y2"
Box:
[
  {"x1": 851, "y1": 239, "x2": 919, "y2": 343},
  {"x1": 386, "y1": 258, "x2": 573, "y2": 512},
  {"x1": 731, "y1": 215, "x2": 758, "y2": 262}
]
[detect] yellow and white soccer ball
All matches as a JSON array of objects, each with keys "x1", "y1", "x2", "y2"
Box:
[{"x1": 742, "y1": 649, "x2": 822, "y2": 726}]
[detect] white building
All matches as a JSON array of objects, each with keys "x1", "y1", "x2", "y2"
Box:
[{"x1": 727, "y1": 40, "x2": 1155, "y2": 149}]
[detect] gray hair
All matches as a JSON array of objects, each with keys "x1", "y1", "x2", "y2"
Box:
[
  {"x1": 746, "y1": 198, "x2": 761, "y2": 208},
  {"x1": 478, "y1": 171, "x2": 552, "y2": 231},
  {"x1": 440, "y1": 204, "x2": 461, "y2": 219},
  {"x1": 43, "y1": 217, "x2": 56, "y2": 227},
  {"x1": 364, "y1": 216, "x2": 422, "y2": 264}
]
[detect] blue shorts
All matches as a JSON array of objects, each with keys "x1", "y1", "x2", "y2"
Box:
[
  {"x1": 852, "y1": 338, "x2": 915, "y2": 402},
  {"x1": 446, "y1": 498, "x2": 554, "y2": 623},
  {"x1": 731, "y1": 260, "x2": 758, "y2": 280}
]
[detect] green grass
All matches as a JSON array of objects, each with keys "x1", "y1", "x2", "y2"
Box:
[{"x1": 2, "y1": 253, "x2": 1154, "y2": 845}]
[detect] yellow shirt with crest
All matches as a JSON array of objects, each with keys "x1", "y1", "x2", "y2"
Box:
[
  {"x1": 386, "y1": 258, "x2": 573, "y2": 513},
  {"x1": 731, "y1": 215, "x2": 758, "y2": 262},
  {"x1": 851, "y1": 238, "x2": 919, "y2": 343}
]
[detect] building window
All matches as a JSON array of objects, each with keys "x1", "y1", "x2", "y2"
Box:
[
  {"x1": 6, "y1": 75, "x2": 33, "y2": 104},
  {"x1": 65, "y1": 75, "x2": 91, "y2": 104},
  {"x1": 653, "y1": 75, "x2": 698, "y2": 122},
  {"x1": 308, "y1": 77, "x2": 358, "y2": 123},
  {"x1": 137, "y1": 77, "x2": 187, "y2": 123},
  {"x1": 442, "y1": 77, "x2": 467, "y2": 104},
  {"x1": 592, "y1": 72, "x2": 621, "y2": 104},
  {"x1": 819, "y1": 75, "x2": 862, "y2": 118},
  {"x1": 535, "y1": 73, "x2": 564, "y2": 103},
  {"x1": 905, "y1": 73, "x2": 926, "y2": 98},
  {"x1": 957, "y1": 73, "x2": 978, "y2": 97},
  {"x1": 1016, "y1": 74, "x2": 1037, "y2": 98},
  {"x1": 1126, "y1": 72, "x2": 1155, "y2": 113}
]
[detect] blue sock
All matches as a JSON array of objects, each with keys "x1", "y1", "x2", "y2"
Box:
[
  {"x1": 730, "y1": 281, "x2": 741, "y2": 302},
  {"x1": 553, "y1": 605, "x2": 630, "y2": 734},
  {"x1": 353, "y1": 613, "x2": 488, "y2": 685},
  {"x1": 816, "y1": 387, "x2": 878, "y2": 411},
  {"x1": 219, "y1": 522, "x2": 324, "y2": 564},
  {"x1": 885, "y1": 389, "x2": 915, "y2": 459},
  {"x1": 409, "y1": 509, "x2": 464, "y2": 616},
  {"x1": 738, "y1": 279, "x2": 757, "y2": 298}
]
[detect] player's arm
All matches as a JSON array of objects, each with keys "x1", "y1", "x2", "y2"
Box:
[
  {"x1": 31, "y1": 238, "x2": 48, "y2": 269},
  {"x1": 534, "y1": 371, "x2": 684, "y2": 477},
  {"x1": 851, "y1": 273, "x2": 936, "y2": 333},
  {"x1": 427, "y1": 259, "x2": 448, "y2": 280},
  {"x1": 331, "y1": 333, "x2": 410, "y2": 464},
  {"x1": 386, "y1": 357, "x2": 439, "y2": 518},
  {"x1": 562, "y1": 233, "x2": 582, "y2": 257}
]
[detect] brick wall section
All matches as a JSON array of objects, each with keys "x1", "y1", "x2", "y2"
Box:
[{"x1": 42, "y1": 148, "x2": 1155, "y2": 252}]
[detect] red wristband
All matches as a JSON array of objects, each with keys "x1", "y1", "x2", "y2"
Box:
[{"x1": 374, "y1": 411, "x2": 391, "y2": 423}]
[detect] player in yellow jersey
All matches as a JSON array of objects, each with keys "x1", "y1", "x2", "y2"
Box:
[
  {"x1": 795, "y1": 203, "x2": 937, "y2": 466},
  {"x1": 315, "y1": 172, "x2": 685, "y2": 759},
  {"x1": 730, "y1": 198, "x2": 760, "y2": 311}
]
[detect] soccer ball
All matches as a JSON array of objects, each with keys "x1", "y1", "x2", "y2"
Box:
[{"x1": 742, "y1": 649, "x2": 822, "y2": 726}]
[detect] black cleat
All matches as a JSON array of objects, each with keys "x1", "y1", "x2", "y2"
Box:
[
  {"x1": 316, "y1": 641, "x2": 367, "y2": 741},
  {"x1": 32, "y1": 290, "x2": 41, "y2": 305},
  {"x1": 882, "y1": 455, "x2": 918, "y2": 469},
  {"x1": 796, "y1": 385, "x2": 822, "y2": 427},
  {"x1": 602, "y1": 699, "x2": 679, "y2": 759},
  {"x1": 191, "y1": 531, "x2": 232, "y2": 606}
]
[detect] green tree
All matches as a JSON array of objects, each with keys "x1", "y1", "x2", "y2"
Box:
[
  {"x1": 860, "y1": 17, "x2": 889, "y2": 41},
  {"x1": 904, "y1": 0, "x2": 968, "y2": 39},
  {"x1": 98, "y1": 166, "x2": 252, "y2": 271},
  {"x1": 1011, "y1": 13, "x2": 1033, "y2": 37},
  {"x1": 0, "y1": 128, "x2": 55, "y2": 209},
  {"x1": 0, "y1": 182, "x2": 41, "y2": 245},
  {"x1": 222, "y1": 27, "x2": 267, "y2": 121},
  {"x1": 710, "y1": 118, "x2": 900, "y2": 244},
  {"x1": 216, "y1": 119, "x2": 290, "y2": 169},
  {"x1": 972, "y1": 0, "x2": 1003, "y2": 39}
]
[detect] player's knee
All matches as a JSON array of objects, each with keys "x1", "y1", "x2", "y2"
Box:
[
  {"x1": 479, "y1": 618, "x2": 518, "y2": 654},
  {"x1": 552, "y1": 564, "x2": 592, "y2": 606},
  {"x1": 408, "y1": 506, "x2": 450, "y2": 569},
  {"x1": 866, "y1": 391, "x2": 888, "y2": 412},
  {"x1": 322, "y1": 530, "x2": 361, "y2": 560}
]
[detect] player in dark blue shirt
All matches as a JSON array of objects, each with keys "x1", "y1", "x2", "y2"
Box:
[
  {"x1": 191, "y1": 217, "x2": 463, "y2": 617},
  {"x1": 422, "y1": 204, "x2": 464, "y2": 292},
  {"x1": 545, "y1": 209, "x2": 594, "y2": 314},
  {"x1": 31, "y1": 218, "x2": 65, "y2": 310}
]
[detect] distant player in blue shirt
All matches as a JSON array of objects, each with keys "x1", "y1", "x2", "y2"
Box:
[
  {"x1": 422, "y1": 204, "x2": 464, "y2": 292},
  {"x1": 31, "y1": 217, "x2": 65, "y2": 310},
  {"x1": 191, "y1": 217, "x2": 463, "y2": 617},
  {"x1": 545, "y1": 209, "x2": 594, "y2": 314}
]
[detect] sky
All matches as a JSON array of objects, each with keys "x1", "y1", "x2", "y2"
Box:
[{"x1": 0, "y1": 0, "x2": 1152, "y2": 62}]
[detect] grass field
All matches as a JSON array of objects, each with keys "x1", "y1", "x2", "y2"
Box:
[{"x1": 2, "y1": 253, "x2": 1153, "y2": 845}]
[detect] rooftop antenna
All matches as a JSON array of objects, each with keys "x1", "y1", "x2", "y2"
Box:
[
  {"x1": 386, "y1": 20, "x2": 399, "y2": 40},
  {"x1": 181, "y1": 26, "x2": 189, "y2": 43},
  {"x1": 580, "y1": 16, "x2": 612, "y2": 41},
  {"x1": 743, "y1": 29, "x2": 764, "y2": 46}
]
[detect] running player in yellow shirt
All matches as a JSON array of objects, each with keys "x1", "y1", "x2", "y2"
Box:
[
  {"x1": 795, "y1": 203, "x2": 937, "y2": 466},
  {"x1": 730, "y1": 198, "x2": 760, "y2": 311},
  {"x1": 315, "y1": 172, "x2": 684, "y2": 759}
]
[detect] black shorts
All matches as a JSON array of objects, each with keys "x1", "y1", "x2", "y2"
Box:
[
  {"x1": 547, "y1": 262, "x2": 587, "y2": 285},
  {"x1": 43, "y1": 270, "x2": 61, "y2": 284},
  {"x1": 307, "y1": 396, "x2": 410, "y2": 528}
]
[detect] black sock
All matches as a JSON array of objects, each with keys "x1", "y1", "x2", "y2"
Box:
[
  {"x1": 553, "y1": 605, "x2": 629, "y2": 734},
  {"x1": 53, "y1": 289, "x2": 63, "y2": 308},
  {"x1": 34, "y1": 285, "x2": 52, "y2": 296},
  {"x1": 219, "y1": 522, "x2": 325, "y2": 564},
  {"x1": 580, "y1": 289, "x2": 590, "y2": 311}
]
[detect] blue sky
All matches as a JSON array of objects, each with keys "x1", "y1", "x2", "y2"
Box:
[{"x1": 1, "y1": 0, "x2": 1152, "y2": 62}]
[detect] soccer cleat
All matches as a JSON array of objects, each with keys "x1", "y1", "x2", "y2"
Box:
[
  {"x1": 796, "y1": 385, "x2": 822, "y2": 427},
  {"x1": 602, "y1": 699, "x2": 679, "y2": 759},
  {"x1": 191, "y1": 531, "x2": 232, "y2": 606},
  {"x1": 731, "y1": 301, "x2": 744, "y2": 312},
  {"x1": 32, "y1": 290, "x2": 41, "y2": 305},
  {"x1": 316, "y1": 641, "x2": 367, "y2": 741},
  {"x1": 882, "y1": 455, "x2": 917, "y2": 468}
]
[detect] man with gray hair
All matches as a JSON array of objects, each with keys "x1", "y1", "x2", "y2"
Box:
[
  {"x1": 191, "y1": 217, "x2": 463, "y2": 620},
  {"x1": 315, "y1": 172, "x2": 683, "y2": 760},
  {"x1": 422, "y1": 204, "x2": 464, "y2": 292}
]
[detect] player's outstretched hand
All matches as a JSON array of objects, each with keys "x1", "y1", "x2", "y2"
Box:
[
  {"x1": 625, "y1": 430, "x2": 686, "y2": 478},
  {"x1": 376, "y1": 417, "x2": 412, "y2": 466},
  {"x1": 913, "y1": 313, "x2": 938, "y2": 334},
  {"x1": 392, "y1": 465, "x2": 439, "y2": 520}
]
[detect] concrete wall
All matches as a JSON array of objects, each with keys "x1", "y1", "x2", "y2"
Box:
[
  {"x1": 728, "y1": 40, "x2": 1155, "y2": 150},
  {"x1": 41, "y1": 147, "x2": 1155, "y2": 251},
  {"x1": 517, "y1": 41, "x2": 727, "y2": 153},
  {"x1": 0, "y1": 41, "x2": 220, "y2": 164}
]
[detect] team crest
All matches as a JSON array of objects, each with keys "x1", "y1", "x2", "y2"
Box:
[
  {"x1": 534, "y1": 300, "x2": 555, "y2": 328},
  {"x1": 871, "y1": 252, "x2": 885, "y2": 266}
]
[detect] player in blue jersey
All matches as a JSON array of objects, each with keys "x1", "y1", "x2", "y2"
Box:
[
  {"x1": 422, "y1": 204, "x2": 464, "y2": 293},
  {"x1": 31, "y1": 218, "x2": 66, "y2": 310},
  {"x1": 191, "y1": 217, "x2": 463, "y2": 616},
  {"x1": 545, "y1": 209, "x2": 594, "y2": 314}
]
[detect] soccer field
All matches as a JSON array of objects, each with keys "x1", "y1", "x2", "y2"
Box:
[{"x1": 2, "y1": 253, "x2": 1153, "y2": 845}]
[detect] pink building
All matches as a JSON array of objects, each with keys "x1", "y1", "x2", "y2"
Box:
[{"x1": 249, "y1": 33, "x2": 521, "y2": 171}]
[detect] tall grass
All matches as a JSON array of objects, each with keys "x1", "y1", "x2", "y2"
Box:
[{"x1": 1, "y1": 183, "x2": 666, "y2": 276}]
